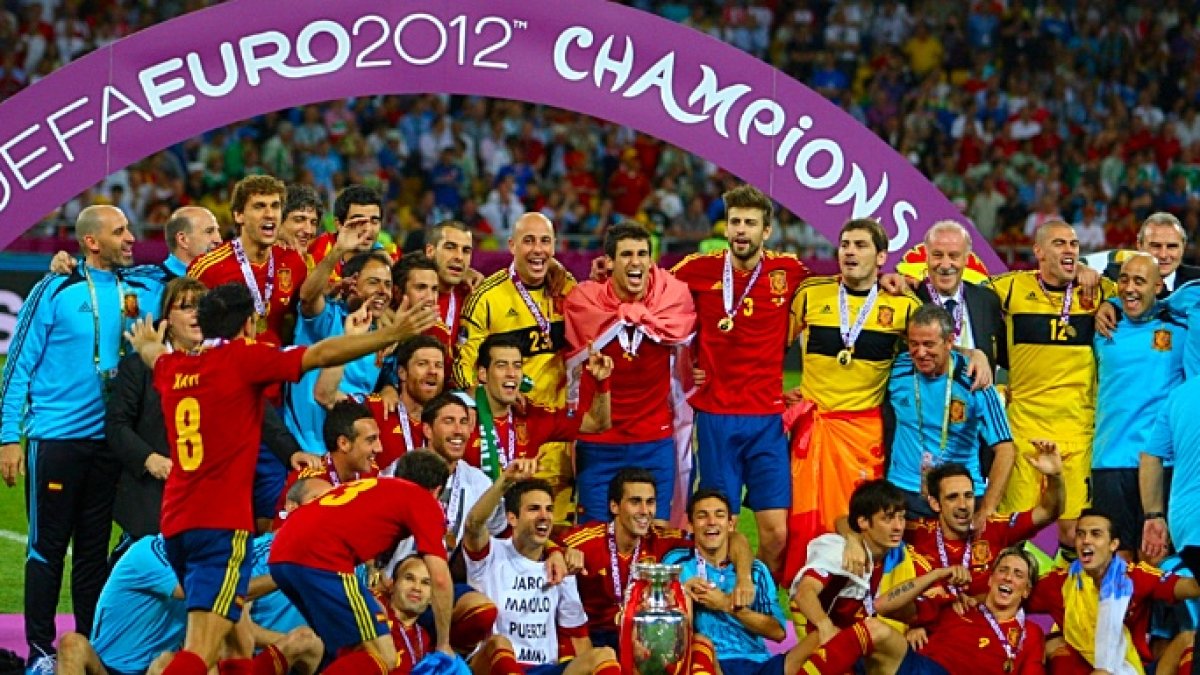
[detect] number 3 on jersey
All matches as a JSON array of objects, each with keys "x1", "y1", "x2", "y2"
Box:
[
  {"x1": 319, "y1": 479, "x2": 378, "y2": 506},
  {"x1": 174, "y1": 397, "x2": 203, "y2": 471}
]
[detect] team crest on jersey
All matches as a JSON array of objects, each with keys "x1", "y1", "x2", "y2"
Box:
[
  {"x1": 876, "y1": 306, "x2": 894, "y2": 328},
  {"x1": 769, "y1": 270, "x2": 788, "y2": 295},
  {"x1": 972, "y1": 540, "x2": 993, "y2": 568},
  {"x1": 515, "y1": 421, "x2": 529, "y2": 447},
  {"x1": 949, "y1": 399, "x2": 967, "y2": 424},
  {"x1": 123, "y1": 293, "x2": 140, "y2": 318},
  {"x1": 1008, "y1": 627, "x2": 1021, "y2": 645},
  {"x1": 1153, "y1": 329, "x2": 1172, "y2": 351},
  {"x1": 278, "y1": 268, "x2": 293, "y2": 293}
]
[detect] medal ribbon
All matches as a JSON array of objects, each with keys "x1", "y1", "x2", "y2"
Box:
[
  {"x1": 924, "y1": 279, "x2": 965, "y2": 340},
  {"x1": 398, "y1": 623, "x2": 425, "y2": 665},
  {"x1": 721, "y1": 251, "x2": 763, "y2": 323},
  {"x1": 396, "y1": 400, "x2": 415, "y2": 452},
  {"x1": 231, "y1": 239, "x2": 276, "y2": 321},
  {"x1": 838, "y1": 283, "x2": 879, "y2": 353},
  {"x1": 443, "y1": 468, "x2": 463, "y2": 539},
  {"x1": 1036, "y1": 273, "x2": 1074, "y2": 333},
  {"x1": 979, "y1": 604, "x2": 1025, "y2": 666},
  {"x1": 913, "y1": 362, "x2": 955, "y2": 455},
  {"x1": 616, "y1": 325, "x2": 643, "y2": 359},
  {"x1": 442, "y1": 289, "x2": 458, "y2": 330},
  {"x1": 608, "y1": 522, "x2": 641, "y2": 604},
  {"x1": 509, "y1": 263, "x2": 551, "y2": 338},
  {"x1": 934, "y1": 526, "x2": 972, "y2": 595}
]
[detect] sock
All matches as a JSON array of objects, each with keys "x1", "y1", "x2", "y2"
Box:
[
  {"x1": 690, "y1": 640, "x2": 717, "y2": 675},
  {"x1": 323, "y1": 650, "x2": 389, "y2": 675},
  {"x1": 489, "y1": 647, "x2": 522, "y2": 675},
  {"x1": 217, "y1": 658, "x2": 253, "y2": 675},
  {"x1": 161, "y1": 650, "x2": 209, "y2": 675},
  {"x1": 451, "y1": 603, "x2": 497, "y2": 653},
  {"x1": 802, "y1": 620, "x2": 874, "y2": 674},
  {"x1": 251, "y1": 645, "x2": 288, "y2": 675},
  {"x1": 594, "y1": 656, "x2": 622, "y2": 675}
]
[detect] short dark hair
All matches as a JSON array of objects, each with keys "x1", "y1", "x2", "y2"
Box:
[
  {"x1": 993, "y1": 543, "x2": 1039, "y2": 581},
  {"x1": 391, "y1": 554, "x2": 425, "y2": 581},
  {"x1": 687, "y1": 488, "x2": 732, "y2": 520},
  {"x1": 723, "y1": 184, "x2": 773, "y2": 224},
  {"x1": 285, "y1": 476, "x2": 325, "y2": 506},
  {"x1": 848, "y1": 479, "x2": 906, "y2": 533},
  {"x1": 504, "y1": 478, "x2": 554, "y2": 516},
  {"x1": 603, "y1": 222, "x2": 652, "y2": 259},
  {"x1": 607, "y1": 467, "x2": 657, "y2": 508},
  {"x1": 283, "y1": 183, "x2": 324, "y2": 221},
  {"x1": 334, "y1": 184, "x2": 383, "y2": 223},
  {"x1": 197, "y1": 283, "x2": 255, "y2": 339},
  {"x1": 164, "y1": 215, "x2": 192, "y2": 254},
  {"x1": 1077, "y1": 508, "x2": 1116, "y2": 539},
  {"x1": 427, "y1": 219, "x2": 470, "y2": 247},
  {"x1": 420, "y1": 391, "x2": 469, "y2": 426},
  {"x1": 343, "y1": 251, "x2": 393, "y2": 280},
  {"x1": 395, "y1": 334, "x2": 446, "y2": 374},
  {"x1": 231, "y1": 175, "x2": 286, "y2": 215},
  {"x1": 908, "y1": 304, "x2": 955, "y2": 342},
  {"x1": 322, "y1": 399, "x2": 374, "y2": 454},
  {"x1": 925, "y1": 463, "x2": 974, "y2": 500},
  {"x1": 393, "y1": 449, "x2": 450, "y2": 490},
  {"x1": 392, "y1": 251, "x2": 439, "y2": 291},
  {"x1": 840, "y1": 218, "x2": 888, "y2": 255},
  {"x1": 476, "y1": 334, "x2": 524, "y2": 370}
]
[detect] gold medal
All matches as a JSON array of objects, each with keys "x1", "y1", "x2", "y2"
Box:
[
  {"x1": 717, "y1": 316, "x2": 734, "y2": 332},
  {"x1": 255, "y1": 314, "x2": 268, "y2": 334},
  {"x1": 444, "y1": 532, "x2": 457, "y2": 551},
  {"x1": 1064, "y1": 323, "x2": 1077, "y2": 338},
  {"x1": 1003, "y1": 658, "x2": 1013, "y2": 673},
  {"x1": 837, "y1": 349, "x2": 853, "y2": 367}
]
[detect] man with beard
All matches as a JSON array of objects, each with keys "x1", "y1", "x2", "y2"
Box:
[
  {"x1": 275, "y1": 400, "x2": 382, "y2": 517},
  {"x1": 987, "y1": 221, "x2": 1117, "y2": 563},
  {"x1": 670, "y1": 185, "x2": 810, "y2": 579},
  {"x1": 1091, "y1": 254, "x2": 1186, "y2": 556},
  {"x1": 189, "y1": 176, "x2": 308, "y2": 349},
  {"x1": 464, "y1": 468, "x2": 621, "y2": 675},
  {"x1": 285, "y1": 250, "x2": 395, "y2": 455},
  {"x1": 278, "y1": 184, "x2": 323, "y2": 262},
  {"x1": 424, "y1": 220, "x2": 475, "y2": 356},
  {"x1": 913, "y1": 220, "x2": 1005, "y2": 371},
  {"x1": 306, "y1": 184, "x2": 389, "y2": 283},
  {"x1": 1, "y1": 205, "x2": 157, "y2": 673},
  {"x1": 1028, "y1": 509, "x2": 1200, "y2": 674},
  {"x1": 564, "y1": 223, "x2": 696, "y2": 524}
]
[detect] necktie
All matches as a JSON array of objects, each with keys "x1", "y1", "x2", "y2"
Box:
[{"x1": 943, "y1": 299, "x2": 957, "y2": 316}]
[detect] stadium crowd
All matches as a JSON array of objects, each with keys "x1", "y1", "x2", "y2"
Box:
[
  {"x1": 4, "y1": 0, "x2": 1200, "y2": 261},
  {"x1": 4, "y1": 1, "x2": 1200, "y2": 675}
]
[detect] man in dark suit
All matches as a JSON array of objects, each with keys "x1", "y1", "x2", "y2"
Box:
[
  {"x1": 1103, "y1": 212, "x2": 1200, "y2": 298},
  {"x1": 913, "y1": 221, "x2": 1006, "y2": 372}
]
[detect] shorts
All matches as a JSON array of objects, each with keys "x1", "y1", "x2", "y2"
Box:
[
  {"x1": 695, "y1": 411, "x2": 790, "y2": 512},
  {"x1": 269, "y1": 562, "x2": 388, "y2": 657},
  {"x1": 1091, "y1": 469, "x2": 1142, "y2": 553},
  {"x1": 525, "y1": 663, "x2": 569, "y2": 675},
  {"x1": 999, "y1": 434, "x2": 1091, "y2": 520},
  {"x1": 575, "y1": 437, "x2": 675, "y2": 522},
  {"x1": 854, "y1": 649, "x2": 948, "y2": 675},
  {"x1": 719, "y1": 655, "x2": 786, "y2": 675},
  {"x1": 164, "y1": 529, "x2": 252, "y2": 621},
  {"x1": 254, "y1": 445, "x2": 288, "y2": 520}
]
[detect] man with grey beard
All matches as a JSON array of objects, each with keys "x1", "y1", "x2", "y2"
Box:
[{"x1": 912, "y1": 220, "x2": 1006, "y2": 372}]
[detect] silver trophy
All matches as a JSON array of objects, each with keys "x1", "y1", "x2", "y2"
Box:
[{"x1": 629, "y1": 562, "x2": 690, "y2": 675}]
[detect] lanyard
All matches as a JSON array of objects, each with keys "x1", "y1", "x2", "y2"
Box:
[
  {"x1": 924, "y1": 279, "x2": 965, "y2": 340},
  {"x1": 934, "y1": 525, "x2": 972, "y2": 595},
  {"x1": 978, "y1": 604, "x2": 1025, "y2": 671},
  {"x1": 838, "y1": 283, "x2": 879, "y2": 352},
  {"x1": 231, "y1": 239, "x2": 275, "y2": 319},
  {"x1": 398, "y1": 622, "x2": 425, "y2": 665},
  {"x1": 83, "y1": 265, "x2": 128, "y2": 379},
  {"x1": 721, "y1": 251, "x2": 763, "y2": 324},
  {"x1": 509, "y1": 263, "x2": 551, "y2": 339},
  {"x1": 442, "y1": 467, "x2": 463, "y2": 535},
  {"x1": 1036, "y1": 273, "x2": 1074, "y2": 334},
  {"x1": 496, "y1": 411, "x2": 516, "y2": 468},
  {"x1": 607, "y1": 522, "x2": 642, "y2": 603},
  {"x1": 440, "y1": 289, "x2": 457, "y2": 331},
  {"x1": 616, "y1": 325, "x2": 643, "y2": 360},
  {"x1": 396, "y1": 400, "x2": 415, "y2": 451},
  {"x1": 913, "y1": 363, "x2": 955, "y2": 457}
]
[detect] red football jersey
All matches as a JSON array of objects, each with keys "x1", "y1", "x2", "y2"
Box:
[
  {"x1": 270, "y1": 478, "x2": 447, "y2": 572},
  {"x1": 1028, "y1": 563, "x2": 1180, "y2": 662},
  {"x1": 919, "y1": 601, "x2": 1046, "y2": 675},
  {"x1": 188, "y1": 241, "x2": 308, "y2": 347},
  {"x1": 361, "y1": 394, "x2": 425, "y2": 475},
  {"x1": 376, "y1": 591, "x2": 433, "y2": 675},
  {"x1": 801, "y1": 548, "x2": 933, "y2": 630},
  {"x1": 464, "y1": 382, "x2": 594, "y2": 468},
  {"x1": 272, "y1": 453, "x2": 378, "y2": 530},
  {"x1": 558, "y1": 522, "x2": 691, "y2": 630},
  {"x1": 671, "y1": 251, "x2": 808, "y2": 414},
  {"x1": 425, "y1": 286, "x2": 468, "y2": 358},
  {"x1": 154, "y1": 339, "x2": 307, "y2": 537},
  {"x1": 906, "y1": 511, "x2": 1041, "y2": 597},
  {"x1": 579, "y1": 338, "x2": 672, "y2": 445}
]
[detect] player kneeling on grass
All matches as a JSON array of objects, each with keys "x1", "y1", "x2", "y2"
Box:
[
  {"x1": 56, "y1": 534, "x2": 322, "y2": 675},
  {"x1": 464, "y1": 460, "x2": 621, "y2": 675}
]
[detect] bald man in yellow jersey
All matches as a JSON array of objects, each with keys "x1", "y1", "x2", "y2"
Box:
[
  {"x1": 454, "y1": 213, "x2": 577, "y2": 521},
  {"x1": 986, "y1": 220, "x2": 1116, "y2": 561}
]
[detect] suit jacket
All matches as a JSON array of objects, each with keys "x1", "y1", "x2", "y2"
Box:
[
  {"x1": 106, "y1": 352, "x2": 304, "y2": 538},
  {"x1": 1103, "y1": 261, "x2": 1200, "y2": 299},
  {"x1": 915, "y1": 280, "x2": 1007, "y2": 371}
]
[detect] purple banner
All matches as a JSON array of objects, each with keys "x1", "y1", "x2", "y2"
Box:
[{"x1": 0, "y1": 0, "x2": 1005, "y2": 270}]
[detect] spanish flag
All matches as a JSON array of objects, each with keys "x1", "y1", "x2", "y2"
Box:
[{"x1": 1063, "y1": 558, "x2": 1142, "y2": 674}]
